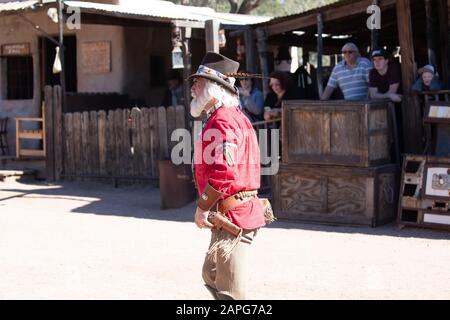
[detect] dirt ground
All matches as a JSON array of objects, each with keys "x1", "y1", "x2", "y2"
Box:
[{"x1": 0, "y1": 178, "x2": 449, "y2": 300}]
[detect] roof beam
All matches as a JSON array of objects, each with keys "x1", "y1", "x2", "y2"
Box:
[{"x1": 266, "y1": 0, "x2": 397, "y2": 36}]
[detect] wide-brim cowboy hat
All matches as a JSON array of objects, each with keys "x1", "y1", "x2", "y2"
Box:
[{"x1": 189, "y1": 52, "x2": 239, "y2": 94}]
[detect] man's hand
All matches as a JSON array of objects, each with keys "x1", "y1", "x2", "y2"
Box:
[
  {"x1": 389, "y1": 93, "x2": 402, "y2": 103},
  {"x1": 194, "y1": 207, "x2": 214, "y2": 229}
]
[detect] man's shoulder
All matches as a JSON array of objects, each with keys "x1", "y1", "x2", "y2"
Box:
[
  {"x1": 332, "y1": 61, "x2": 346, "y2": 70},
  {"x1": 358, "y1": 57, "x2": 372, "y2": 66},
  {"x1": 212, "y1": 106, "x2": 240, "y2": 123}
]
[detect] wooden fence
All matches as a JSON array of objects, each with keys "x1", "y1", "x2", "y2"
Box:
[{"x1": 45, "y1": 86, "x2": 186, "y2": 183}]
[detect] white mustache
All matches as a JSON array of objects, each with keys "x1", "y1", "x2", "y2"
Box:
[{"x1": 190, "y1": 92, "x2": 209, "y2": 118}]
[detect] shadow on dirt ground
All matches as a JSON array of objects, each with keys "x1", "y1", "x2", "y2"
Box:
[{"x1": 1, "y1": 179, "x2": 450, "y2": 241}]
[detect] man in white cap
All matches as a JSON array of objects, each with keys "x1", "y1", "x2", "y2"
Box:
[
  {"x1": 189, "y1": 52, "x2": 267, "y2": 300},
  {"x1": 412, "y1": 64, "x2": 444, "y2": 92},
  {"x1": 321, "y1": 42, "x2": 372, "y2": 100}
]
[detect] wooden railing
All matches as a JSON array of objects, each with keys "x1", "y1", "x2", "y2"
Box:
[
  {"x1": 414, "y1": 90, "x2": 450, "y2": 155},
  {"x1": 414, "y1": 90, "x2": 450, "y2": 103}
]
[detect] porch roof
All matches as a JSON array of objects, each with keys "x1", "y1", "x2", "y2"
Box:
[{"x1": 0, "y1": 0, "x2": 271, "y2": 27}]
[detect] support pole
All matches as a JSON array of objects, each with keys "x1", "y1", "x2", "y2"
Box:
[
  {"x1": 371, "y1": 0, "x2": 380, "y2": 51},
  {"x1": 244, "y1": 28, "x2": 256, "y2": 73},
  {"x1": 255, "y1": 27, "x2": 270, "y2": 98},
  {"x1": 182, "y1": 26, "x2": 192, "y2": 130},
  {"x1": 316, "y1": 13, "x2": 324, "y2": 98},
  {"x1": 438, "y1": 0, "x2": 449, "y2": 81},
  {"x1": 205, "y1": 19, "x2": 220, "y2": 53},
  {"x1": 425, "y1": 0, "x2": 437, "y2": 66},
  {"x1": 396, "y1": 0, "x2": 423, "y2": 153},
  {"x1": 57, "y1": 0, "x2": 66, "y2": 180}
]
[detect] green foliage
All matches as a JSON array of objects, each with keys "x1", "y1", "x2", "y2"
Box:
[{"x1": 168, "y1": 0, "x2": 338, "y2": 16}]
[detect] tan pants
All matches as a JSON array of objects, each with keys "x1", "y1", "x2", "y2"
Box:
[{"x1": 202, "y1": 228, "x2": 258, "y2": 300}]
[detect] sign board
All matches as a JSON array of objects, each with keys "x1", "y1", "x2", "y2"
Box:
[
  {"x1": 422, "y1": 165, "x2": 450, "y2": 200},
  {"x1": 424, "y1": 102, "x2": 450, "y2": 124},
  {"x1": 81, "y1": 41, "x2": 111, "y2": 74},
  {"x1": 1, "y1": 43, "x2": 30, "y2": 56}
]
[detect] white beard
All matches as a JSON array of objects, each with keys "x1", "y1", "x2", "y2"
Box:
[{"x1": 190, "y1": 89, "x2": 211, "y2": 118}]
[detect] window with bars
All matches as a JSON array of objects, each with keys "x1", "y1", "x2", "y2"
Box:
[{"x1": 5, "y1": 56, "x2": 34, "y2": 100}]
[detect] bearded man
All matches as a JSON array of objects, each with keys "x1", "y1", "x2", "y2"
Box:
[{"x1": 189, "y1": 52, "x2": 266, "y2": 300}]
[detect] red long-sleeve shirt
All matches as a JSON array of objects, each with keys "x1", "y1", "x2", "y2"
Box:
[{"x1": 194, "y1": 105, "x2": 265, "y2": 229}]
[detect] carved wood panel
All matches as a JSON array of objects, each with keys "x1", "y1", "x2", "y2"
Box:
[
  {"x1": 327, "y1": 177, "x2": 366, "y2": 215},
  {"x1": 378, "y1": 173, "x2": 397, "y2": 222},
  {"x1": 279, "y1": 172, "x2": 324, "y2": 213}
]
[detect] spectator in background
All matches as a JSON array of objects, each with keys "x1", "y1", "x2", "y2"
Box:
[
  {"x1": 412, "y1": 64, "x2": 444, "y2": 92},
  {"x1": 238, "y1": 71, "x2": 264, "y2": 123},
  {"x1": 369, "y1": 48, "x2": 402, "y2": 102},
  {"x1": 161, "y1": 70, "x2": 184, "y2": 107},
  {"x1": 263, "y1": 71, "x2": 298, "y2": 121},
  {"x1": 321, "y1": 42, "x2": 372, "y2": 100},
  {"x1": 369, "y1": 48, "x2": 404, "y2": 156}
]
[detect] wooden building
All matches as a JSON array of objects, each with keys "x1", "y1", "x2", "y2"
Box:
[
  {"x1": 248, "y1": 0, "x2": 450, "y2": 226},
  {"x1": 0, "y1": 0, "x2": 270, "y2": 158},
  {"x1": 251, "y1": 0, "x2": 450, "y2": 153}
]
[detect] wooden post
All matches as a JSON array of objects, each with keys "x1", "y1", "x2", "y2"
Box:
[
  {"x1": 205, "y1": 19, "x2": 220, "y2": 53},
  {"x1": 438, "y1": 0, "x2": 449, "y2": 82},
  {"x1": 44, "y1": 86, "x2": 55, "y2": 182},
  {"x1": 244, "y1": 28, "x2": 256, "y2": 73},
  {"x1": 425, "y1": 0, "x2": 437, "y2": 66},
  {"x1": 302, "y1": 49, "x2": 309, "y2": 67},
  {"x1": 316, "y1": 13, "x2": 324, "y2": 98},
  {"x1": 256, "y1": 27, "x2": 270, "y2": 98},
  {"x1": 182, "y1": 26, "x2": 192, "y2": 130},
  {"x1": 53, "y1": 86, "x2": 63, "y2": 181},
  {"x1": 396, "y1": 0, "x2": 423, "y2": 153},
  {"x1": 371, "y1": 0, "x2": 380, "y2": 51}
]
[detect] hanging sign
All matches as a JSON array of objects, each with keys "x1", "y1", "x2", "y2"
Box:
[{"x1": 1, "y1": 43, "x2": 30, "y2": 56}]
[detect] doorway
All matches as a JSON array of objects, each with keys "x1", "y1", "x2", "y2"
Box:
[{"x1": 40, "y1": 35, "x2": 77, "y2": 93}]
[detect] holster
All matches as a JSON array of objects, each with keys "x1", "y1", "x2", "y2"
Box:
[
  {"x1": 208, "y1": 211, "x2": 242, "y2": 237},
  {"x1": 198, "y1": 183, "x2": 224, "y2": 211}
]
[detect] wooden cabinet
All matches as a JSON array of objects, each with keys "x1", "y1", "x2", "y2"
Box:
[
  {"x1": 282, "y1": 100, "x2": 392, "y2": 167},
  {"x1": 273, "y1": 163, "x2": 399, "y2": 227}
]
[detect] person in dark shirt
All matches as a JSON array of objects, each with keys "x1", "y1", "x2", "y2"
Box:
[
  {"x1": 369, "y1": 48, "x2": 402, "y2": 102},
  {"x1": 263, "y1": 71, "x2": 298, "y2": 121}
]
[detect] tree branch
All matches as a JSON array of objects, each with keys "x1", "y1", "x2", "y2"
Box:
[
  {"x1": 228, "y1": 0, "x2": 239, "y2": 13},
  {"x1": 237, "y1": 0, "x2": 261, "y2": 14}
]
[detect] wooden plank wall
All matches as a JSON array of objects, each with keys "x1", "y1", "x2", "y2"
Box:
[{"x1": 58, "y1": 98, "x2": 185, "y2": 181}]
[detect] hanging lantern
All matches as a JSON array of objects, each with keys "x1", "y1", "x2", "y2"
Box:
[
  {"x1": 171, "y1": 25, "x2": 184, "y2": 69},
  {"x1": 218, "y1": 29, "x2": 226, "y2": 48}
]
